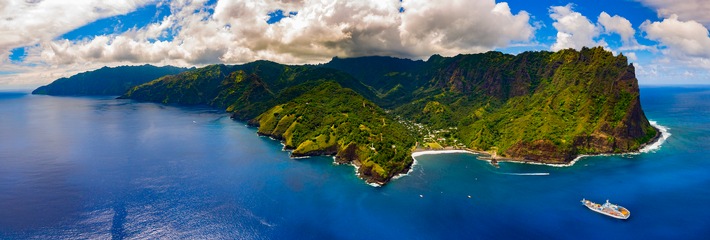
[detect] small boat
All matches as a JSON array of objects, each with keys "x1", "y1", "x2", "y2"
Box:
[{"x1": 581, "y1": 198, "x2": 630, "y2": 219}]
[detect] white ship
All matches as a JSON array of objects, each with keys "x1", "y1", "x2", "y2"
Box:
[{"x1": 581, "y1": 198, "x2": 630, "y2": 219}]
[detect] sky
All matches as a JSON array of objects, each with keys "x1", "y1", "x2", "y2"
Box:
[{"x1": 1, "y1": 0, "x2": 710, "y2": 88}]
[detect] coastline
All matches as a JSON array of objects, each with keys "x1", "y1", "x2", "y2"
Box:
[
  {"x1": 258, "y1": 132, "x2": 391, "y2": 187},
  {"x1": 411, "y1": 149, "x2": 479, "y2": 157},
  {"x1": 256, "y1": 120, "x2": 670, "y2": 186},
  {"x1": 407, "y1": 120, "x2": 670, "y2": 168},
  {"x1": 392, "y1": 149, "x2": 480, "y2": 180},
  {"x1": 638, "y1": 121, "x2": 671, "y2": 154}
]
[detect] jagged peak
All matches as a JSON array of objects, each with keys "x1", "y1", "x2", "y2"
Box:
[
  {"x1": 427, "y1": 54, "x2": 444, "y2": 62},
  {"x1": 327, "y1": 55, "x2": 422, "y2": 64}
]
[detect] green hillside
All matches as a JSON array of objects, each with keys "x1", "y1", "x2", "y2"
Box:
[
  {"x1": 252, "y1": 82, "x2": 414, "y2": 184},
  {"x1": 117, "y1": 46, "x2": 656, "y2": 184},
  {"x1": 32, "y1": 65, "x2": 187, "y2": 96},
  {"x1": 392, "y1": 47, "x2": 656, "y2": 163}
]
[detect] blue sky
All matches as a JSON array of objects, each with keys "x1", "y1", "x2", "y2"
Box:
[{"x1": 1, "y1": 0, "x2": 710, "y2": 87}]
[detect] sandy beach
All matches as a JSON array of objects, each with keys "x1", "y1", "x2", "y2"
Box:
[
  {"x1": 411, "y1": 149, "x2": 478, "y2": 157},
  {"x1": 408, "y1": 120, "x2": 671, "y2": 168}
]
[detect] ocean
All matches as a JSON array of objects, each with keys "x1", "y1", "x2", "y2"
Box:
[{"x1": 0, "y1": 87, "x2": 708, "y2": 239}]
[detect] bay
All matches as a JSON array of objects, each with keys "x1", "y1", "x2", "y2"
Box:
[{"x1": 0, "y1": 87, "x2": 708, "y2": 239}]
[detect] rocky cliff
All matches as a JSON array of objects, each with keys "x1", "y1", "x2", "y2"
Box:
[{"x1": 117, "y1": 46, "x2": 656, "y2": 183}]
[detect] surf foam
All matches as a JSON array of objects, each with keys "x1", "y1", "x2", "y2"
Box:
[
  {"x1": 640, "y1": 120, "x2": 671, "y2": 153},
  {"x1": 392, "y1": 158, "x2": 418, "y2": 180}
]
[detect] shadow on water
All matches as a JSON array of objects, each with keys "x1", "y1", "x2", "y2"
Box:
[
  {"x1": 110, "y1": 202, "x2": 127, "y2": 240},
  {"x1": 0, "y1": 92, "x2": 28, "y2": 100}
]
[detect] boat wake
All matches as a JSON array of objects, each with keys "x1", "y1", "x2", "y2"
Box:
[{"x1": 498, "y1": 172, "x2": 550, "y2": 176}]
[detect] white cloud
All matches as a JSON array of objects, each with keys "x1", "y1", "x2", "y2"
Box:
[
  {"x1": 598, "y1": 12, "x2": 638, "y2": 46},
  {"x1": 635, "y1": 61, "x2": 710, "y2": 85},
  {"x1": 2, "y1": 0, "x2": 539, "y2": 86},
  {"x1": 634, "y1": 15, "x2": 710, "y2": 84},
  {"x1": 20, "y1": 0, "x2": 535, "y2": 68},
  {"x1": 549, "y1": 6, "x2": 654, "y2": 55},
  {"x1": 623, "y1": 52, "x2": 638, "y2": 61},
  {"x1": 636, "y1": 0, "x2": 710, "y2": 27},
  {"x1": 641, "y1": 15, "x2": 710, "y2": 60},
  {"x1": 545, "y1": 4, "x2": 710, "y2": 84},
  {"x1": 399, "y1": 1, "x2": 534, "y2": 56},
  {"x1": 0, "y1": 0, "x2": 153, "y2": 59},
  {"x1": 549, "y1": 4, "x2": 603, "y2": 51}
]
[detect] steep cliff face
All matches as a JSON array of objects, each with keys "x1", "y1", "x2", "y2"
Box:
[{"x1": 415, "y1": 47, "x2": 656, "y2": 162}]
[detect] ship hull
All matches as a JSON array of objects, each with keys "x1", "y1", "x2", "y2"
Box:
[{"x1": 581, "y1": 199, "x2": 630, "y2": 220}]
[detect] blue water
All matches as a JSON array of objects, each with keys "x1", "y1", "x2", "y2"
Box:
[{"x1": 0, "y1": 87, "x2": 708, "y2": 239}]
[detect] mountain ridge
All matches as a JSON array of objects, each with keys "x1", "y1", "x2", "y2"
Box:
[
  {"x1": 32, "y1": 64, "x2": 189, "y2": 96},
  {"x1": 36, "y1": 47, "x2": 657, "y2": 185}
]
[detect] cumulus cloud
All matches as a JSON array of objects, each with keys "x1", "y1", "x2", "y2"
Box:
[
  {"x1": 549, "y1": 4, "x2": 603, "y2": 51},
  {"x1": 623, "y1": 52, "x2": 638, "y2": 61},
  {"x1": 636, "y1": 15, "x2": 710, "y2": 84},
  {"x1": 29, "y1": 0, "x2": 535, "y2": 67},
  {"x1": 636, "y1": 0, "x2": 710, "y2": 27},
  {"x1": 598, "y1": 12, "x2": 638, "y2": 46},
  {"x1": 641, "y1": 15, "x2": 710, "y2": 60},
  {"x1": 0, "y1": 0, "x2": 152, "y2": 59},
  {"x1": 399, "y1": 1, "x2": 533, "y2": 56},
  {"x1": 549, "y1": 5, "x2": 653, "y2": 55}
]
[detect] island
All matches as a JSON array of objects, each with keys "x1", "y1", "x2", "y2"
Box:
[
  {"x1": 32, "y1": 65, "x2": 188, "y2": 96},
  {"x1": 35, "y1": 47, "x2": 658, "y2": 185}
]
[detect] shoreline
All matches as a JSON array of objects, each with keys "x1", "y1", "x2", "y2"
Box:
[
  {"x1": 407, "y1": 120, "x2": 670, "y2": 168},
  {"x1": 392, "y1": 149, "x2": 480, "y2": 180},
  {"x1": 411, "y1": 149, "x2": 479, "y2": 157},
  {"x1": 257, "y1": 120, "x2": 670, "y2": 186},
  {"x1": 259, "y1": 132, "x2": 389, "y2": 187}
]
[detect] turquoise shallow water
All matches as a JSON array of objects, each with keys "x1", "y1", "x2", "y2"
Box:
[{"x1": 0, "y1": 87, "x2": 708, "y2": 239}]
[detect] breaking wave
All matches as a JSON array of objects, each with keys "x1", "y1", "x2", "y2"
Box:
[{"x1": 640, "y1": 120, "x2": 671, "y2": 153}]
